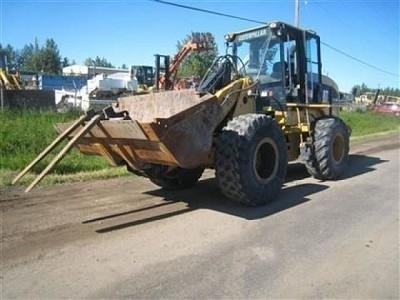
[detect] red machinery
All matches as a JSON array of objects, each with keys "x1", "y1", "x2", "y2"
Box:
[{"x1": 155, "y1": 32, "x2": 214, "y2": 90}]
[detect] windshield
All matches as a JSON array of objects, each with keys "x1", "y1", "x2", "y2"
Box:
[{"x1": 233, "y1": 28, "x2": 282, "y2": 84}]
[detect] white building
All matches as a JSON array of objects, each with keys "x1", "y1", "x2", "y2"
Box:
[{"x1": 62, "y1": 64, "x2": 129, "y2": 77}]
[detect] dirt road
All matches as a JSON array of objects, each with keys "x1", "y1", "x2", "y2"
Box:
[{"x1": 1, "y1": 133, "x2": 399, "y2": 299}]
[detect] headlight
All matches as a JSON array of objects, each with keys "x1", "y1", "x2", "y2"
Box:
[
  {"x1": 269, "y1": 22, "x2": 277, "y2": 28},
  {"x1": 224, "y1": 34, "x2": 234, "y2": 42}
]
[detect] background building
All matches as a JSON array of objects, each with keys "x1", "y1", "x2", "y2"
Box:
[{"x1": 62, "y1": 65, "x2": 128, "y2": 77}]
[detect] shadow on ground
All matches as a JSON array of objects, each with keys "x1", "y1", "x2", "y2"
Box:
[
  {"x1": 341, "y1": 154, "x2": 388, "y2": 179},
  {"x1": 90, "y1": 153, "x2": 387, "y2": 233}
]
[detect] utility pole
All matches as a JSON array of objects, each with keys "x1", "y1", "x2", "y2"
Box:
[
  {"x1": 294, "y1": 0, "x2": 300, "y2": 27},
  {"x1": 1, "y1": 86, "x2": 3, "y2": 112}
]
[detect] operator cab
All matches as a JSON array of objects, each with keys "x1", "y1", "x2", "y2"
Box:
[
  {"x1": 130, "y1": 65, "x2": 154, "y2": 86},
  {"x1": 226, "y1": 21, "x2": 336, "y2": 110}
]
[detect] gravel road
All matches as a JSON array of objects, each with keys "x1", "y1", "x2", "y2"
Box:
[{"x1": 1, "y1": 132, "x2": 399, "y2": 299}]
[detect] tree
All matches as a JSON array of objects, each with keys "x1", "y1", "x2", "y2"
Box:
[
  {"x1": 13, "y1": 38, "x2": 62, "y2": 74},
  {"x1": 62, "y1": 57, "x2": 71, "y2": 68},
  {"x1": 175, "y1": 32, "x2": 218, "y2": 79},
  {"x1": 84, "y1": 56, "x2": 114, "y2": 68},
  {"x1": 40, "y1": 38, "x2": 62, "y2": 74},
  {"x1": 351, "y1": 85, "x2": 360, "y2": 97},
  {"x1": 0, "y1": 43, "x2": 18, "y2": 70},
  {"x1": 383, "y1": 86, "x2": 400, "y2": 97},
  {"x1": 84, "y1": 58, "x2": 92, "y2": 66},
  {"x1": 21, "y1": 39, "x2": 41, "y2": 72},
  {"x1": 360, "y1": 83, "x2": 369, "y2": 95}
]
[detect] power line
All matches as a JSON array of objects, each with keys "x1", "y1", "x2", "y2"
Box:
[
  {"x1": 150, "y1": 0, "x2": 265, "y2": 25},
  {"x1": 150, "y1": 0, "x2": 399, "y2": 79},
  {"x1": 308, "y1": 2, "x2": 399, "y2": 78},
  {"x1": 320, "y1": 42, "x2": 398, "y2": 77}
]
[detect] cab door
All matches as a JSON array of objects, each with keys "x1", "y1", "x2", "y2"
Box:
[{"x1": 305, "y1": 32, "x2": 322, "y2": 103}]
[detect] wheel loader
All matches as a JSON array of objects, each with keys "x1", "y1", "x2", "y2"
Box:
[
  {"x1": 15, "y1": 21, "x2": 350, "y2": 206},
  {"x1": 0, "y1": 50, "x2": 22, "y2": 90}
]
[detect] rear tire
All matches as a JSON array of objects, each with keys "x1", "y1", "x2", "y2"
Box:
[
  {"x1": 145, "y1": 165, "x2": 204, "y2": 190},
  {"x1": 215, "y1": 114, "x2": 287, "y2": 206},
  {"x1": 305, "y1": 117, "x2": 349, "y2": 180}
]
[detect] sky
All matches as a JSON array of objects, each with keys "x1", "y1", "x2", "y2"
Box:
[{"x1": 1, "y1": 0, "x2": 399, "y2": 92}]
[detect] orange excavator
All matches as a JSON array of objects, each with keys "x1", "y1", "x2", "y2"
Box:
[{"x1": 154, "y1": 32, "x2": 214, "y2": 91}]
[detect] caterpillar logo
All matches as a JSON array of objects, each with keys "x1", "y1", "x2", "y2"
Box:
[{"x1": 236, "y1": 28, "x2": 269, "y2": 42}]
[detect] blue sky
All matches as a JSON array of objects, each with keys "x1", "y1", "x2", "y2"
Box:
[{"x1": 1, "y1": 0, "x2": 399, "y2": 92}]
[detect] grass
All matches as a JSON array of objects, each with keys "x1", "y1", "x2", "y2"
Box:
[
  {"x1": 1, "y1": 108, "x2": 399, "y2": 189},
  {"x1": 0, "y1": 109, "x2": 130, "y2": 188},
  {"x1": 0, "y1": 109, "x2": 111, "y2": 172},
  {"x1": 0, "y1": 167, "x2": 128, "y2": 190},
  {"x1": 340, "y1": 110, "x2": 400, "y2": 137}
]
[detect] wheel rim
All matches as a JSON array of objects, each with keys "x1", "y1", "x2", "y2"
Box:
[
  {"x1": 253, "y1": 137, "x2": 279, "y2": 184},
  {"x1": 332, "y1": 133, "x2": 345, "y2": 163}
]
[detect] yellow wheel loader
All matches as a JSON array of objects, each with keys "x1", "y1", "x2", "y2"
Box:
[
  {"x1": 0, "y1": 50, "x2": 22, "y2": 90},
  {"x1": 15, "y1": 21, "x2": 350, "y2": 206}
]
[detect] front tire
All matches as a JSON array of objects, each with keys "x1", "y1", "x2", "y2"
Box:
[
  {"x1": 145, "y1": 165, "x2": 204, "y2": 190},
  {"x1": 304, "y1": 117, "x2": 349, "y2": 180},
  {"x1": 215, "y1": 114, "x2": 287, "y2": 206}
]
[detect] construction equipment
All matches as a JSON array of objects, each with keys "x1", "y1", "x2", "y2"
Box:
[
  {"x1": 55, "y1": 67, "x2": 141, "y2": 111},
  {"x1": 154, "y1": 32, "x2": 214, "y2": 90},
  {"x1": 131, "y1": 65, "x2": 154, "y2": 87},
  {"x1": 15, "y1": 21, "x2": 350, "y2": 206},
  {"x1": 86, "y1": 70, "x2": 138, "y2": 100},
  {"x1": 124, "y1": 33, "x2": 213, "y2": 93},
  {"x1": 0, "y1": 50, "x2": 22, "y2": 90}
]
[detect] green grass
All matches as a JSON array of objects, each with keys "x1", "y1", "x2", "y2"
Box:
[
  {"x1": 340, "y1": 110, "x2": 400, "y2": 137},
  {"x1": 0, "y1": 109, "x2": 111, "y2": 172},
  {"x1": 0, "y1": 109, "x2": 129, "y2": 187},
  {"x1": 1, "y1": 108, "x2": 399, "y2": 188}
]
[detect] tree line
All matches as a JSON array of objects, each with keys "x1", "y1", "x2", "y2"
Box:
[
  {"x1": 351, "y1": 83, "x2": 400, "y2": 98},
  {"x1": 0, "y1": 33, "x2": 218, "y2": 79},
  {"x1": 1, "y1": 39, "x2": 64, "y2": 74},
  {"x1": 1, "y1": 39, "x2": 116, "y2": 75}
]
